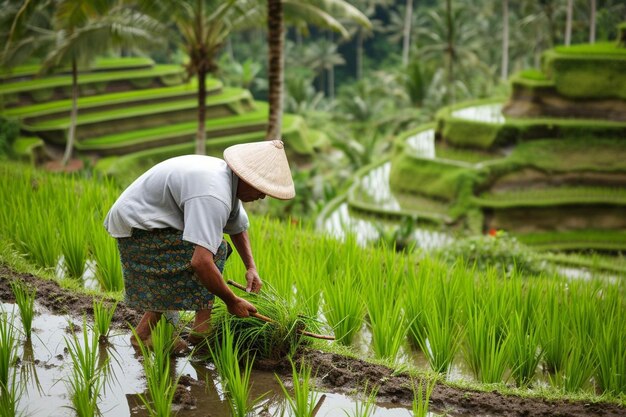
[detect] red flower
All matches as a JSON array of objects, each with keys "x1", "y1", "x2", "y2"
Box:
[{"x1": 488, "y1": 228, "x2": 498, "y2": 237}]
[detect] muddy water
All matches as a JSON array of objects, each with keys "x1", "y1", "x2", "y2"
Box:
[{"x1": 3, "y1": 302, "x2": 450, "y2": 417}]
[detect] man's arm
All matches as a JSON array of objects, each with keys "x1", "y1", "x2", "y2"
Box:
[
  {"x1": 191, "y1": 245, "x2": 256, "y2": 317},
  {"x1": 230, "y1": 230, "x2": 262, "y2": 293}
]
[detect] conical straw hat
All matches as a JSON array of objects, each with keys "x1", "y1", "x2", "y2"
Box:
[{"x1": 224, "y1": 140, "x2": 296, "y2": 200}]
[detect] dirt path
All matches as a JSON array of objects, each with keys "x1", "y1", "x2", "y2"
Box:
[{"x1": 1, "y1": 265, "x2": 624, "y2": 417}]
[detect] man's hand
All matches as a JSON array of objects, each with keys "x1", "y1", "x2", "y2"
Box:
[
  {"x1": 245, "y1": 268, "x2": 262, "y2": 293},
  {"x1": 227, "y1": 296, "x2": 257, "y2": 318}
]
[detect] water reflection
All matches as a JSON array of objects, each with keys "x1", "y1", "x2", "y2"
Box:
[
  {"x1": 357, "y1": 163, "x2": 402, "y2": 210},
  {"x1": 452, "y1": 104, "x2": 505, "y2": 124},
  {"x1": 322, "y1": 203, "x2": 450, "y2": 250},
  {"x1": 406, "y1": 129, "x2": 436, "y2": 159}
]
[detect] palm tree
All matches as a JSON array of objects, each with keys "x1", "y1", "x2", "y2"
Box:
[
  {"x1": 266, "y1": 0, "x2": 370, "y2": 141},
  {"x1": 415, "y1": 1, "x2": 485, "y2": 104},
  {"x1": 4, "y1": 0, "x2": 162, "y2": 166},
  {"x1": 138, "y1": 0, "x2": 259, "y2": 155}
]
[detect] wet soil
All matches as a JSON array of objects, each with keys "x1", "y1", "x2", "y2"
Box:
[{"x1": 1, "y1": 265, "x2": 625, "y2": 417}]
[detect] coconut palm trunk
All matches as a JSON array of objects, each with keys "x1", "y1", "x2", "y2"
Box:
[
  {"x1": 402, "y1": 0, "x2": 414, "y2": 67},
  {"x1": 501, "y1": 0, "x2": 509, "y2": 80},
  {"x1": 267, "y1": 0, "x2": 284, "y2": 141},
  {"x1": 565, "y1": 0, "x2": 573, "y2": 46},
  {"x1": 445, "y1": 0, "x2": 455, "y2": 103},
  {"x1": 196, "y1": 68, "x2": 207, "y2": 155},
  {"x1": 589, "y1": 0, "x2": 596, "y2": 43},
  {"x1": 62, "y1": 57, "x2": 78, "y2": 166}
]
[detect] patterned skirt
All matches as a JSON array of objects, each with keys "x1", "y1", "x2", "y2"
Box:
[{"x1": 117, "y1": 228, "x2": 231, "y2": 311}]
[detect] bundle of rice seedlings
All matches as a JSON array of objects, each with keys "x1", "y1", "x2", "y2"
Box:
[{"x1": 211, "y1": 283, "x2": 323, "y2": 360}]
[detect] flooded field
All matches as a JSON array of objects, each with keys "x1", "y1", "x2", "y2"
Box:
[{"x1": 2, "y1": 302, "x2": 447, "y2": 417}]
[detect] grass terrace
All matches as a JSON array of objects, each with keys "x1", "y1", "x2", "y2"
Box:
[
  {"x1": 436, "y1": 99, "x2": 626, "y2": 149},
  {"x1": 515, "y1": 229, "x2": 626, "y2": 251},
  {"x1": 0, "y1": 57, "x2": 154, "y2": 81},
  {"x1": 475, "y1": 186, "x2": 626, "y2": 208},
  {"x1": 543, "y1": 42, "x2": 626, "y2": 99},
  {"x1": 3, "y1": 79, "x2": 222, "y2": 122},
  {"x1": 0, "y1": 65, "x2": 185, "y2": 106},
  {"x1": 25, "y1": 88, "x2": 255, "y2": 143},
  {"x1": 95, "y1": 113, "x2": 311, "y2": 185},
  {"x1": 77, "y1": 107, "x2": 267, "y2": 155}
]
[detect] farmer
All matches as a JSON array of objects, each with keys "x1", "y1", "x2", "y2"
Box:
[{"x1": 103, "y1": 140, "x2": 295, "y2": 350}]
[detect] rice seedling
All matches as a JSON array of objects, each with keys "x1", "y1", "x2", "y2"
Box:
[
  {"x1": 595, "y1": 312, "x2": 626, "y2": 394},
  {"x1": 345, "y1": 383, "x2": 378, "y2": 417},
  {"x1": 0, "y1": 312, "x2": 18, "y2": 397},
  {"x1": 90, "y1": 224, "x2": 124, "y2": 292},
  {"x1": 540, "y1": 283, "x2": 570, "y2": 374},
  {"x1": 417, "y1": 268, "x2": 464, "y2": 375},
  {"x1": 10, "y1": 280, "x2": 36, "y2": 340},
  {"x1": 404, "y1": 257, "x2": 447, "y2": 350},
  {"x1": 59, "y1": 219, "x2": 88, "y2": 280},
  {"x1": 0, "y1": 362, "x2": 22, "y2": 417},
  {"x1": 210, "y1": 316, "x2": 265, "y2": 417},
  {"x1": 363, "y1": 255, "x2": 409, "y2": 362},
  {"x1": 463, "y1": 305, "x2": 510, "y2": 384},
  {"x1": 276, "y1": 359, "x2": 320, "y2": 417},
  {"x1": 411, "y1": 378, "x2": 436, "y2": 417},
  {"x1": 507, "y1": 312, "x2": 542, "y2": 387},
  {"x1": 133, "y1": 317, "x2": 179, "y2": 417},
  {"x1": 65, "y1": 318, "x2": 107, "y2": 417},
  {"x1": 92, "y1": 299, "x2": 117, "y2": 342},
  {"x1": 463, "y1": 269, "x2": 514, "y2": 385},
  {"x1": 367, "y1": 299, "x2": 407, "y2": 362},
  {"x1": 322, "y1": 267, "x2": 365, "y2": 346},
  {"x1": 550, "y1": 340, "x2": 596, "y2": 393},
  {"x1": 14, "y1": 208, "x2": 60, "y2": 270},
  {"x1": 419, "y1": 304, "x2": 463, "y2": 375}
]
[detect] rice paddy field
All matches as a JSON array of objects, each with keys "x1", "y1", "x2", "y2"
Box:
[{"x1": 0, "y1": 162, "x2": 625, "y2": 417}]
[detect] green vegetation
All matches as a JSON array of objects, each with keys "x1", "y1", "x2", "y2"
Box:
[
  {"x1": 3, "y1": 79, "x2": 221, "y2": 120},
  {"x1": 65, "y1": 318, "x2": 107, "y2": 417},
  {"x1": 516, "y1": 230, "x2": 626, "y2": 251},
  {"x1": 9, "y1": 281, "x2": 36, "y2": 340},
  {"x1": 1, "y1": 163, "x2": 626, "y2": 403},
  {"x1": 95, "y1": 114, "x2": 310, "y2": 186},
  {"x1": 436, "y1": 101, "x2": 626, "y2": 150},
  {"x1": 92, "y1": 299, "x2": 117, "y2": 342},
  {"x1": 508, "y1": 312, "x2": 542, "y2": 387},
  {"x1": 0, "y1": 65, "x2": 184, "y2": 96},
  {"x1": 543, "y1": 46, "x2": 626, "y2": 99},
  {"x1": 0, "y1": 57, "x2": 154, "y2": 80},
  {"x1": 0, "y1": 163, "x2": 120, "y2": 279},
  {"x1": 0, "y1": 313, "x2": 21, "y2": 417},
  {"x1": 12, "y1": 137, "x2": 43, "y2": 163},
  {"x1": 476, "y1": 186, "x2": 626, "y2": 207},
  {"x1": 516, "y1": 69, "x2": 548, "y2": 81},
  {"x1": 411, "y1": 378, "x2": 436, "y2": 417},
  {"x1": 276, "y1": 360, "x2": 320, "y2": 417},
  {"x1": 210, "y1": 317, "x2": 264, "y2": 417},
  {"x1": 322, "y1": 267, "x2": 365, "y2": 346},
  {"x1": 346, "y1": 385, "x2": 378, "y2": 417},
  {"x1": 132, "y1": 317, "x2": 180, "y2": 417},
  {"x1": 553, "y1": 42, "x2": 626, "y2": 56},
  {"x1": 210, "y1": 282, "x2": 314, "y2": 361}
]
